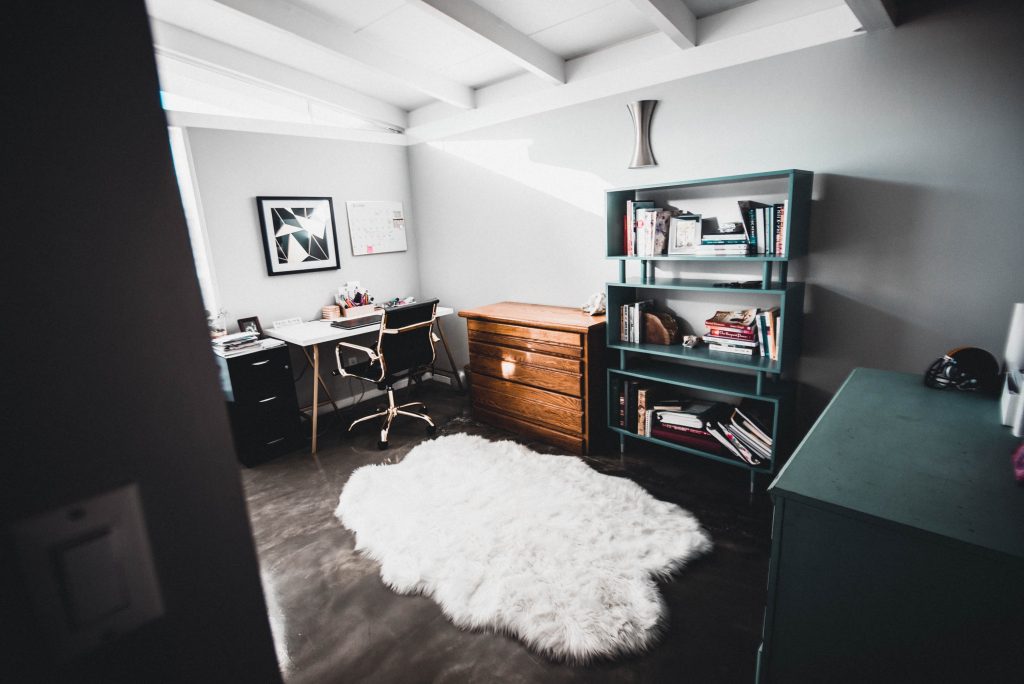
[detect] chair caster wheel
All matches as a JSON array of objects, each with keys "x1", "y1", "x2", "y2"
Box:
[
  {"x1": 377, "y1": 440, "x2": 388, "y2": 450},
  {"x1": 427, "y1": 425, "x2": 436, "y2": 436}
]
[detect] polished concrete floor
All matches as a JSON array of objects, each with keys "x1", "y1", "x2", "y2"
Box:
[{"x1": 241, "y1": 382, "x2": 773, "y2": 684}]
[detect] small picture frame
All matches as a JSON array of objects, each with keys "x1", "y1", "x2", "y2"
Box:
[
  {"x1": 237, "y1": 316, "x2": 264, "y2": 337},
  {"x1": 668, "y1": 214, "x2": 701, "y2": 255}
]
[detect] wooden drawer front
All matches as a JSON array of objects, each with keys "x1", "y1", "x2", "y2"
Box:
[
  {"x1": 470, "y1": 372, "x2": 582, "y2": 413},
  {"x1": 472, "y1": 385, "x2": 583, "y2": 435},
  {"x1": 473, "y1": 405, "x2": 584, "y2": 454},
  {"x1": 467, "y1": 319, "x2": 580, "y2": 347},
  {"x1": 468, "y1": 341, "x2": 582, "y2": 374},
  {"x1": 470, "y1": 355, "x2": 582, "y2": 397},
  {"x1": 468, "y1": 329, "x2": 582, "y2": 358}
]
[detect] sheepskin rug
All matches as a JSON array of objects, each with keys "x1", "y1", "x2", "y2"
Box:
[{"x1": 334, "y1": 434, "x2": 712, "y2": 663}]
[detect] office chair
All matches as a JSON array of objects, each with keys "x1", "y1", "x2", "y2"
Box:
[{"x1": 333, "y1": 299, "x2": 439, "y2": 449}]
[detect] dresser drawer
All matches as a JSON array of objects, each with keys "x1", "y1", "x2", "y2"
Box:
[
  {"x1": 468, "y1": 341, "x2": 582, "y2": 374},
  {"x1": 472, "y1": 385, "x2": 583, "y2": 434},
  {"x1": 468, "y1": 328, "x2": 583, "y2": 358},
  {"x1": 472, "y1": 405, "x2": 584, "y2": 453},
  {"x1": 467, "y1": 319, "x2": 581, "y2": 348},
  {"x1": 470, "y1": 372, "x2": 582, "y2": 412},
  {"x1": 470, "y1": 355, "x2": 582, "y2": 397}
]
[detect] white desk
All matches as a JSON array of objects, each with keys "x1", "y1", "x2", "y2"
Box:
[{"x1": 266, "y1": 306, "x2": 458, "y2": 454}]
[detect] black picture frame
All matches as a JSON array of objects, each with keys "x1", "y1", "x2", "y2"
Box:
[
  {"x1": 256, "y1": 196, "x2": 340, "y2": 276},
  {"x1": 237, "y1": 316, "x2": 263, "y2": 337}
]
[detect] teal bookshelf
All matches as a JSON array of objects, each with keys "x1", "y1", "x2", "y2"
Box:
[{"x1": 606, "y1": 169, "x2": 812, "y2": 491}]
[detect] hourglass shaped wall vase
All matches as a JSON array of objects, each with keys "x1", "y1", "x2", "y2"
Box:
[{"x1": 627, "y1": 100, "x2": 658, "y2": 168}]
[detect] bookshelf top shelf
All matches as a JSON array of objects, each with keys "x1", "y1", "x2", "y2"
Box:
[
  {"x1": 608, "y1": 278, "x2": 799, "y2": 295},
  {"x1": 607, "y1": 169, "x2": 812, "y2": 194}
]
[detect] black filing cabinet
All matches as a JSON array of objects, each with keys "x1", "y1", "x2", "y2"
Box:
[{"x1": 215, "y1": 344, "x2": 302, "y2": 466}]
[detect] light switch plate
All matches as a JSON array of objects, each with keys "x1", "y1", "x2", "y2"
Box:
[{"x1": 9, "y1": 483, "x2": 163, "y2": 660}]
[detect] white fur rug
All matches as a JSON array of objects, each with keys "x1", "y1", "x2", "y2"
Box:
[{"x1": 335, "y1": 434, "x2": 712, "y2": 663}]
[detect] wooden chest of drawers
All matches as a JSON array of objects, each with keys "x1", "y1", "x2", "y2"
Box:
[{"x1": 458, "y1": 302, "x2": 606, "y2": 454}]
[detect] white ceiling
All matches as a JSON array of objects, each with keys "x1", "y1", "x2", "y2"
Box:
[{"x1": 147, "y1": 0, "x2": 895, "y2": 143}]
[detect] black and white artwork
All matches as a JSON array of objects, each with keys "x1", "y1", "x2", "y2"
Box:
[{"x1": 256, "y1": 197, "x2": 340, "y2": 276}]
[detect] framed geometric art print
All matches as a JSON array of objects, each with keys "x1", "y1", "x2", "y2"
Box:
[{"x1": 256, "y1": 196, "x2": 340, "y2": 276}]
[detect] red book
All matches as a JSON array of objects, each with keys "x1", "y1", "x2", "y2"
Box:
[
  {"x1": 705, "y1": 324, "x2": 755, "y2": 338},
  {"x1": 650, "y1": 426, "x2": 727, "y2": 456}
]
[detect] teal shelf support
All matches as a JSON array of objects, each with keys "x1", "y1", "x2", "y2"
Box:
[
  {"x1": 618, "y1": 260, "x2": 626, "y2": 283},
  {"x1": 757, "y1": 371, "x2": 765, "y2": 396},
  {"x1": 761, "y1": 261, "x2": 773, "y2": 289},
  {"x1": 778, "y1": 262, "x2": 788, "y2": 287}
]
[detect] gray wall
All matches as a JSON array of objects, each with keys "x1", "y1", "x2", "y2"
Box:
[
  {"x1": 186, "y1": 129, "x2": 421, "y2": 405},
  {"x1": 410, "y1": 0, "x2": 1024, "y2": 425}
]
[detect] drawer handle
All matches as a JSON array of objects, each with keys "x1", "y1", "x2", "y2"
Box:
[
  {"x1": 251, "y1": 359, "x2": 270, "y2": 366},
  {"x1": 265, "y1": 437, "x2": 286, "y2": 445},
  {"x1": 259, "y1": 396, "x2": 278, "y2": 403}
]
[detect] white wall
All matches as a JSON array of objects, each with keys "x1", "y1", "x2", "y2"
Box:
[
  {"x1": 410, "y1": 0, "x2": 1024, "y2": 423},
  {"x1": 186, "y1": 129, "x2": 420, "y2": 405}
]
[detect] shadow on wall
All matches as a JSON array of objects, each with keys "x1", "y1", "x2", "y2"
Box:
[
  {"x1": 792, "y1": 174, "x2": 936, "y2": 434},
  {"x1": 796, "y1": 285, "x2": 936, "y2": 432}
]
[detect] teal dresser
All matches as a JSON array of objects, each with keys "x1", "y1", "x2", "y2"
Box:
[{"x1": 759, "y1": 368, "x2": 1024, "y2": 683}]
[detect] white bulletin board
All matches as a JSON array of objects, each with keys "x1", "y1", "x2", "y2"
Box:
[{"x1": 345, "y1": 200, "x2": 408, "y2": 255}]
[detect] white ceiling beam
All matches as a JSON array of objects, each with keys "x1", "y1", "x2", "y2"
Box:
[
  {"x1": 150, "y1": 20, "x2": 408, "y2": 131},
  {"x1": 628, "y1": 0, "x2": 698, "y2": 50},
  {"x1": 408, "y1": 0, "x2": 565, "y2": 84},
  {"x1": 843, "y1": 0, "x2": 896, "y2": 31},
  {"x1": 407, "y1": 2, "x2": 862, "y2": 142},
  {"x1": 165, "y1": 111, "x2": 408, "y2": 145},
  {"x1": 208, "y1": 0, "x2": 474, "y2": 109}
]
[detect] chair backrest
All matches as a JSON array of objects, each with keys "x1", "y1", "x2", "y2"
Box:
[{"x1": 376, "y1": 299, "x2": 438, "y2": 378}]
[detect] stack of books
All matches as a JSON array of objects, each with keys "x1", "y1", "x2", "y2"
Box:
[
  {"x1": 611, "y1": 381, "x2": 776, "y2": 466},
  {"x1": 619, "y1": 299, "x2": 654, "y2": 343},
  {"x1": 737, "y1": 200, "x2": 787, "y2": 256},
  {"x1": 623, "y1": 200, "x2": 674, "y2": 256},
  {"x1": 212, "y1": 331, "x2": 262, "y2": 357},
  {"x1": 704, "y1": 309, "x2": 759, "y2": 355},
  {"x1": 695, "y1": 219, "x2": 751, "y2": 256},
  {"x1": 755, "y1": 307, "x2": 780, "y2": 361},
  {"x1": 723, "y1": 406, "x2": 773, "y2": 464}
]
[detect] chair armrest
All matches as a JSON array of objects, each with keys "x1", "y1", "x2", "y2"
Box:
[
  {"x1": 334, "y1": 340, "x2": 379, "y2": 379},
  {"x1": 337, "y1": 340, "x2": 378, "y2": 360}
]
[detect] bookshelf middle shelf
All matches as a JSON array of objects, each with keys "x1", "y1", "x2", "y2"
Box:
[{"x1": 607, "y1": 281, "x2": 804, "y2": 374}]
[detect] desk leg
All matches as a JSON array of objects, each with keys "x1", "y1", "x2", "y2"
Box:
[
  {"x1": 435, "y1": 320, "x2": 464, "y2": 392},
  {"x1": 312, "y1": 344, "x2": 320, "y2": 454}
]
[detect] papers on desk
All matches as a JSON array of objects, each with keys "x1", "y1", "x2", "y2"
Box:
[{"x1": 212, "y1": 336, "x2": 285, "y2": 358}]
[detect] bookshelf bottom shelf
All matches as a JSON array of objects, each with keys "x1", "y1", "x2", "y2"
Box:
[{"x1": 609, "y1": 425, "x2": 773, "y2": 476}]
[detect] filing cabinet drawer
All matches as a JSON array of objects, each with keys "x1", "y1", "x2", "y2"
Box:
[
  {"x1": 226, "y1": 346, "x2": 294, "y2": 404},
  {"x1": 467, "y1": 319, "x2": 581, "y2": 348}
]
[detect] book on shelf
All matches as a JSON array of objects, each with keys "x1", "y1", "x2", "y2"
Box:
[
  {"x1": 693, "y1": 244, "x2": 751, "y2": 256},
  {"x1": 635, "y1": 208, "x2": 673, "y2": 257},
  {"x1": 702, "y1": 334, "x2": 758, "y2": 347},
  {"x1": 649, "y1": 424, "x2": 728, "y2": 456},
  {"x1": 737, "y1": 200, "x2": 769, "y2": 254},
  {"x1": 754, "y1": 307, "x2": 780, "y2": 360},
  {"x1": 774, "y1": 201, "x2": 787, "y2": 256},
  {"x1": 707, "y1": 342, "x2": 755, "y2": 355},
  {"x1": 653, "y1": 399, "x2": 723, "y2": 429},
  {"x1": 620, "y1": 300, "x2": 654, "y2": 343},
  {"x1": 623, "y1": 200, "x2": 655, "y2": 256},
  {"x1": 700, "y1": 218, "x2": 748, "y2": 245},
  {"x1": 705, "y1": 325, "x2": 757, "y2": 341},
  {"x1": 706, "y1": 308, "x2": 758, "y2": 329}
]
